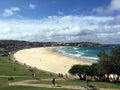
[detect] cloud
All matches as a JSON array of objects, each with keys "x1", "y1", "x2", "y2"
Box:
[
  {"x1": 92, "y1": 0, "x2": 120, "y2": 14},
  {"x1": 109, "y1": 0, "x2": 120, "y2": 11},
  {"x1": 92, "y1": 7, "x2": 106, "y2": 14},
  {"x1": 29, "y1": 4, "x2": 36, "y2": 10},
  {"x1": 0, "y1": 15, "x2": 120, "y2": 44},
  {"x1": 2, "y1": 7, "x2": 20, "y2": 17},
  {"x1": 57, "y1": 10, "x2": 64, "y2": 15}
]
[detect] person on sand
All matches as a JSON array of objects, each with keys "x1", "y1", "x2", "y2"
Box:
[
  {"x1": 58, "y1": 73, "x2": 61, "y2": 78},
  {"x1": 65, "y1": 73, "x2": 68, "y2": 78},
  {"x1": 52, "y1": 78, "x2": 56, "y2": 87}
]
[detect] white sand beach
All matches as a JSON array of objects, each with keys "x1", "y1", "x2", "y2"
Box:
[{"x1": 14, "y1": 47, "x2": 91, "y2": 74}]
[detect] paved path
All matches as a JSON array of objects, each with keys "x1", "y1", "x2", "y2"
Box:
[
  {"x1": 8, "y1": 79, "x2": 120, "y2": 90},
  {"x1": 8, "y1": 80, "x2": 84, "y2": 90}
]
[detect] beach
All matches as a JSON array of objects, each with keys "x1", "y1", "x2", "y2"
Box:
[{"x1": 14, "y1": 47, "x2": 91, "y2": 74}]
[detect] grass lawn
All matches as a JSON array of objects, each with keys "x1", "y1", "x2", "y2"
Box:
[
  {"x1": 0, "y1": 56, "x2": 52, "y2": 78},
  {"x1": 0, "y1": 48, "x2": 5, "y2": 51},
  {"x1": 0, "y1": 56, "x2": 71, "y2": 90},
  {"x1": 0, "y1": 86, "x2": 71, "y2": 90},
  {"x1": 0, "y1": 55, "x2": 120, "y2": 90},
  {"x1": 31, "y1": 78, "x2": 120, "y2": 89}
]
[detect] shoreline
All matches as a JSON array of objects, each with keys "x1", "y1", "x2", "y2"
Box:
[
  {"x1": 14, "y1": 47, "x2": 91, "y2": 74},
  {"x1": 53, "y1": 47, "x2": 93, "y2": 64},
  {"x1": 54, "y1": 47, "x2": 98, "y2": 63}
]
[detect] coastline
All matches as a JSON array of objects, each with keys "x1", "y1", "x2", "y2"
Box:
[
  {"x1": 14, "y1": 47, "x2": 91, "y2": 74},
  {"x1": 54, "y1": 46, "x2": 98, "y2": 63}
]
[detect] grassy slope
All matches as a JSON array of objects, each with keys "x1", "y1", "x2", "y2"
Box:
[
  {"x1": 0, "y1": 56, "x2": 52, "y2": 78},
  {"x1": 0, "y1": 56, "x2": 120, "y2": 90},
  {"x1": 0, "y1": 56, "x2": 63, "y2": 90},
  {"x1": 0, "y1": 48, "x2": 5, "y2": 51},
  {"x1": 0, "y1": 86, "x2": 69, "y2": 90}
]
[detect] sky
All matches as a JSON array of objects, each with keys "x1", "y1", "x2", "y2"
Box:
[{"x1": 0, "y1": 0, "x2": 120, "y2": 44}]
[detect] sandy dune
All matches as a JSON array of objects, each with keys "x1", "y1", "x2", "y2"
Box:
[{"x1": 14, "y1": 47, "x2": 91, "y2": 74}]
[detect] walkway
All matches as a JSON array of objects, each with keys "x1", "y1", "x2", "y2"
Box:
[{"x1": 8, "y1": 79, "x2": 119, "y2": 90}]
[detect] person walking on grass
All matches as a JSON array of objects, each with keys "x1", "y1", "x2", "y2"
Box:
[
  {"x1": 32, "y1": 72, "x2": 36, "y2": 78},
  {"x1": 52, "y1": 78, "x2": 56, "y2": 87}
]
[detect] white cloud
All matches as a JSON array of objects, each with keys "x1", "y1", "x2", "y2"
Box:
[
  {"x1": 93, "y1": 0, "x2": 120, "y2": 14},
  {"x1": 109, "y1": 0, "x2": 120, "y2": 11},
  {"x1": 0, "y1": 15, "x2": 120, "y2": 44},
  {"x1": 92, "y1": 7, "x2": 105, "y2": 14},
  {"x1": 2, "y1": 7, "x2": 20, "y2": 17},
  {"x1": 29, "y1": 4, "x2": 36, "y2": 10},
  {"x1": 57, "y1": 10, "x2": 64, "y2": 15}
]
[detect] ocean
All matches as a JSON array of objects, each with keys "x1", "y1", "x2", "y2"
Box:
[{"x1": 55, "y1": 46, "x2": 112, "y2": 63}]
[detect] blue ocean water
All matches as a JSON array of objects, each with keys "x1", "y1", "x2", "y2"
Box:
[{"x1": 55, "y1": 46, "x2": 112, "y2": 63}]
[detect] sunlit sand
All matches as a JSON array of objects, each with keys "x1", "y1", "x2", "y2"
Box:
[{"x1": 14, "y1": 47, "x2": 91, "y2": 74}]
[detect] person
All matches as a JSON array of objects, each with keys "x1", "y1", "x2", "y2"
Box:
[
  {"x1": 58, "y1": 73, "x2": 60, "y2": 78},
  {"x1": 32, "y1": 72, "x2": 36, "y2": 78},
  {"x1": 61, "y1": 73, "x2": 63, "y2": 78},
  {"x1": 8, "y1": 76, "x2": 13, "y2": 80},
  {"x1": 65, "y1": 73, "x2": 68, "y2": 78},
  {"x1": 52, "y1": 78, "x2": 55, "y2": 87}
]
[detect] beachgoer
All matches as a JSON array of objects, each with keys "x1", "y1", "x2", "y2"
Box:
[
  {"x1": 65, "y1": 74, "x2": 68, "y2": 78},
  {"x1": 61, "y1": 73, "x2": 63, "y2": 78},
  {"x1": 32, "y1": 72, "x2": 36, "y2": 78},
  {"x1": 8, "y1": 76, "x2": 13, "y2": 80},
  {"x1": 52, "y1": 78, "x2": 55, "y2": 86},
  {"x1": 58, "y1": 73, "x2": 60, "y2": 77}
]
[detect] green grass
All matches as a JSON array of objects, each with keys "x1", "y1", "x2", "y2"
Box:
[
  {"x1": 0, "y1": 56, "x2": 52, "y2": 78},
  {"x1": 89, "y1": 81, "x2": 120, "y2": 89},
  {"x1": 0, "y1": 86, "x2": 72, "y2": 90},
  {"x1": 0, "y1": 56, "x2": 62, "y2": 90},
  {"x1": 0, "y1": 48, "x2": 5, "y2": 51},
  {"x1": 31, "y1": 78, "x2": 120, "y2": 89},
  {"x1": 31, "y1": 78, "x2": 85, "y2": 86},
  {"x1": 0, "y1": 56, "x2": 120, "y2": 90}
]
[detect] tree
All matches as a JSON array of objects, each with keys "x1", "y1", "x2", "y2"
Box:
[
  {"x1": 98, "y1": 46, "x2": 120, "y2": 82},
  {"x1": 69, "y1": 46, "x2": 120, "y2": 82},
  {"x1": 69, "y1": 65, "x2": 81, "y2": 80},
  {"x1": 69, "y1": 65, "x2": 92, "y2": 80},
  {"x1": 110, "y1": 46, "x2": 120, "y2": 82}
]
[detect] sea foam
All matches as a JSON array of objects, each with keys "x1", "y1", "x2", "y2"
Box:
[{"x1": 55, "y1": 46, "x2": 111, "y2": 63}]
